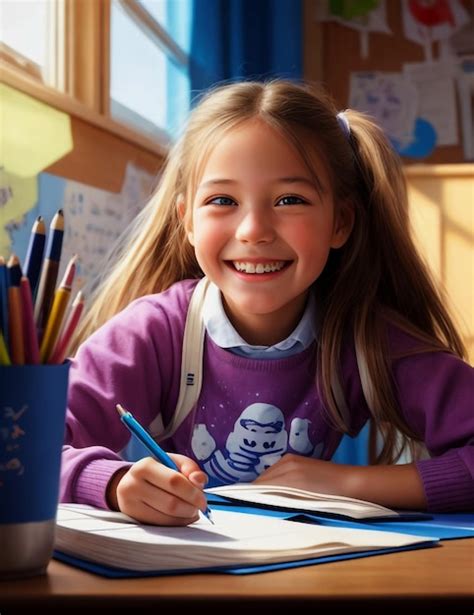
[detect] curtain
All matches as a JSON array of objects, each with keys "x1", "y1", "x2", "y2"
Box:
[{"x1": 189, "y1": 0, "x2": 303, "y2": 96}]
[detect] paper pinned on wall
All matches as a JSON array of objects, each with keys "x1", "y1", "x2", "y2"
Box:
[
  {"x1": 401, "y1": 0, "x2": 470, "y2": 62},
  {"x1": 403, "y1": 61, "x2": 458, "y2": 146},
  {"x1": 349, "y1": 71, "x2": 418, "y2": 147},
  {"x1": 0, "y1": 84, "x2": 73, "y2": 177},
  {"x1": 2, "y1": 162, "x2": 155, "y2": 294},
  {"x1": 316, "y1": 0, "x2": 391, "y2": 59},
  {"x1": 58, "y1": 162, "x2": 155, "y2": 292},
  {"x1": 0, "y1": 168, "x2": 38, "y2": 257}
]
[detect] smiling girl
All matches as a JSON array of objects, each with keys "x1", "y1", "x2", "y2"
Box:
[{"x1": 61, "y1": 80, "x2": 473, "y2": 526}]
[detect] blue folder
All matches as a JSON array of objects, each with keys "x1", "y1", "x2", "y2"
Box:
[{"x1": 52, "y1": 501, "x2": 474, "y2": 578}]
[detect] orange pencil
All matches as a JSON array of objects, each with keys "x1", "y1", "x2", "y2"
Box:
[
  {"x1": 40, "y1": 254, "x2": 77, "y2": 362},
  {"x1": 49, "y1": 290, "x2": 84, "y2": 364},
  {"x1": 20, "y1": 276, "x2": 40, "y2": 364},
  {"x1": 7, "y1": 254, "x2": 24, "y2": 365}
]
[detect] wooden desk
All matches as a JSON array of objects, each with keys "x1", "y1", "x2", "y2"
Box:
[{"x1": 1, "y1": 539, "x2": 473, "y2": 612}]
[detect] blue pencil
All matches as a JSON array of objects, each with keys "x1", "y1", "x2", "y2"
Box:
[
  {"x1": 24, "y1": 216, "x2": 46, "y2": 299},
  {"x1": 115, "y1": 404, "x2": 214, "y2": 525},
  {"x1": 0, "y1": 256, "x2": 8, "y2": 348}
]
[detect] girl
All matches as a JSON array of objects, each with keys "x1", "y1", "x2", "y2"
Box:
[{"x1": 62, "y1": 80, "x2": 473, "y2": 526}]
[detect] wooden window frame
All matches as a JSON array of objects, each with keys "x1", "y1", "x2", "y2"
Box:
[{"x1": 0, "y1": 0, "x2": 168, "y2": 157}]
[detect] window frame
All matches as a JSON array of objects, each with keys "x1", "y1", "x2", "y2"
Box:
[{"x1": 0, "y1": 0, "x2": 172, "y2": 157}]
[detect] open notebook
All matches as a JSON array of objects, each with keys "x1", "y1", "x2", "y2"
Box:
[
  {"x1": 206, "y1": 484, "x2": 428, "y2": 520},
  {"x1": 55, "y1": 504, "x2": 434, "y2": 574}
]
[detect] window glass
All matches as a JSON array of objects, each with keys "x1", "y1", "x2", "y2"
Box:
[
  {"x1": 139, "y1": 0, "x2": 192, "y2": 54},
  {"x1": 110, "y1": 0, "x2": 190, "y2": 140},
  {"x1": 0, "y1": 0, "x2": 51, "y2": 78}
]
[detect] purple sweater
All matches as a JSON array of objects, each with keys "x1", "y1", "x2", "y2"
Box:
[{"x1": 62, "y1": 279, "x2": 474, "y2": 512}]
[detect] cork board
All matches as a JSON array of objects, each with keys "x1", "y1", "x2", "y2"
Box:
[{"x1": 304, "y1": 0, "x2": 474, "y2": 164}]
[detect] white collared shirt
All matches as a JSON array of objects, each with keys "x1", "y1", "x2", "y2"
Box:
[{"x1": 202, "y1": 282, "x2": 317, "y2": 359}]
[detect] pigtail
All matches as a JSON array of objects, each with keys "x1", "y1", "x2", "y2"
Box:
[{"x1": 326, "y1": 110, "x2": 466, "y2": 463}]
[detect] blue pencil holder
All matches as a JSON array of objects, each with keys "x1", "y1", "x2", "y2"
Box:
[{"x1": 0, "y1": 362, "x2": 70, "y2": 578}]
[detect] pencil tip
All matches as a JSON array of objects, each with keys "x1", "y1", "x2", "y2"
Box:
[
  {"x1": 116, "y1": 404, "x2": 127, "y2": 416},
  {"x1": 51, "y1": 210, "x2": 65, "y2": 230}
]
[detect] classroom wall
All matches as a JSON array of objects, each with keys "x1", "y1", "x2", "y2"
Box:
[{"x1": 406, "y1": 165, "x2": 474, "y2": 361}]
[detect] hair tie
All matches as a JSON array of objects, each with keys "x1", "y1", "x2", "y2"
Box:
[{"x1": 336, "y1": 111, "x2": 351, "y2": 140}]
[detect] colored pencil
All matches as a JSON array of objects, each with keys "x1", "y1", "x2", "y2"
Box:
[
  {"x1": 7, "y1": 254, "x2": 24, "y2": 365},
  {"x1": 20, "y1": 276, "x2": 40, "y2": 364},
  {"x1": 24, "y1": 216, "x2": 46, "y2": 299},
  {"x1": 48, "y1": 290, "x2": 84, "y2": 364},
  {"x1": 0, "y1": 328, "x2": 11, "y2": 365},
  {"x1": 0, "y1": 256, "x2": 8, "y2": 348},
  {"x1": 34, "y1": 210, "x2": 64, "y2": 338},
  {"x1": 40, "y1": 254, "x2": 76, "y2": 363}
]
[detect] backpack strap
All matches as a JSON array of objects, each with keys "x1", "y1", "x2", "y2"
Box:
[{"x1": 150, "y1": 277, "x2": 210, "y2": 442}]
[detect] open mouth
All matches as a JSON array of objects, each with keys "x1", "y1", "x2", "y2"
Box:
[{"x1": 227, "y1": 260, "x2": 292, "y2": 275}]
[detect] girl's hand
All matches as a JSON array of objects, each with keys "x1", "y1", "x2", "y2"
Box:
[
  {"x1": 107, "y1": 454, "x2": 209, "y2": 526},
  {"x1": 253, "y1": 454, "x2": 348, "y2": 495},
  {"x1": 253, "y1": 454, "x2": 427, "y2": 510}
]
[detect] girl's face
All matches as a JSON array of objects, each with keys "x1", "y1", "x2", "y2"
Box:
[{"x1": 185, "y1": 119, "x2": 352, "y2": 345}]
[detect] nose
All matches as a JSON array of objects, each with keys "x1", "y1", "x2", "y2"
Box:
[{"x1": 235, "y1": 208, "x2": 275, "y2": 244}]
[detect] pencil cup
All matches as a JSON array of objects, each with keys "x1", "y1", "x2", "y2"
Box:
[{"x1": 0, "y1": 362, "x2": 70, "y2": 578}]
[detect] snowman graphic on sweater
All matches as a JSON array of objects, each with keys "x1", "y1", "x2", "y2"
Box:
[{"x1": 191, "y1": 403, "x2": 323, "y2": 485}]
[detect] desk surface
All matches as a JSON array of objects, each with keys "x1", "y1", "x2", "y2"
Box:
[{"x1": 1, "y1": 539, "x2": 473, "y2": 612}]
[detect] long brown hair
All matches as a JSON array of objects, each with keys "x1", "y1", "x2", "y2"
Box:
[{"x1": 73, "y1": 80, "x2": 466, "y2": 463}]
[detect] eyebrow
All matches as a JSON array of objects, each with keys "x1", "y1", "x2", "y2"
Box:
[{"x1": 198, "y1": 176, "x2": 323, "y2": 191}]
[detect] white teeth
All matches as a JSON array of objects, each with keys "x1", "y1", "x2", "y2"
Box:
[{"x1": 232, "y1": 261, "x2": 286, "y2": 274}]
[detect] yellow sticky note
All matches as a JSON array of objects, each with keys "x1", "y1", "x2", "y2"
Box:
[
  {"x1": 0, "y1": 167, "x2": 38, "y2": 256},
  {"x1": 0, "y1": 84, "x2": 72, "y2": 177}
]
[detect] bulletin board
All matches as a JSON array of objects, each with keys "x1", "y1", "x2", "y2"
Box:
[{"x1": 304, "y1": 0, "x2": 474, "y2": 164}]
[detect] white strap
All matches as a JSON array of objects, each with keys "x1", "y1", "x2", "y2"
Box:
[{"x1": 150, "y1": 277, "x2": 209, "y2": 441}]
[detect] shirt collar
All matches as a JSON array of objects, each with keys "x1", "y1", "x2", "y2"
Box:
[{"x1": 202, "y1": 281, "x2": 318, "y2": 354}]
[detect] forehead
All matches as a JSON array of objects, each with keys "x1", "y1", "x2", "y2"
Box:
[{"x1": 194, "y1": 119, "x2": 330, "y2": 189}]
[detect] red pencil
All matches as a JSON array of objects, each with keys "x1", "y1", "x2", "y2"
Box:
[
  {"x1": 20, "y1": 276, "x2": 40, "y2": 364},
  {"x1": 48, "y1": 290, "x2": 84, "y2": 364}
]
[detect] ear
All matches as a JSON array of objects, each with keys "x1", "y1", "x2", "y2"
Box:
[
  {"x1": 176, "y1": 196, "x2": 194, "y2": 246},
  {"x1": 330, "y1": 201, "x2": 355, "y2": 249}
]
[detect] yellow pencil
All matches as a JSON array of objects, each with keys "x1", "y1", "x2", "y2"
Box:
[
  {"x1": 40, "y1": 255, "x2": 77, "y2": 363},
  {"x1": 0, "y1": 328, "x2": 11, "y2": 365}
]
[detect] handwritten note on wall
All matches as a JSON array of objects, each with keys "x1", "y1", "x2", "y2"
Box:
[{"x1": 1, "y1": 163, "x2": 156, "y2": 295}]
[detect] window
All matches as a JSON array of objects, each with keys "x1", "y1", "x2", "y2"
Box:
[
  {"x1": 0, "y1": 0, "x2": 192, "y2": 152},
  {"x1": 0, "y1": 0, "x2": 64, "y2": 88},
  {"x1": 110, "y1": 0, "x2": 192, "y2": 142}
]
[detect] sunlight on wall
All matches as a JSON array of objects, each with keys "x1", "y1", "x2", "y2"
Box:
[{"x1": 406, "y1": 165, "x2": 474, "y2": 363}]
